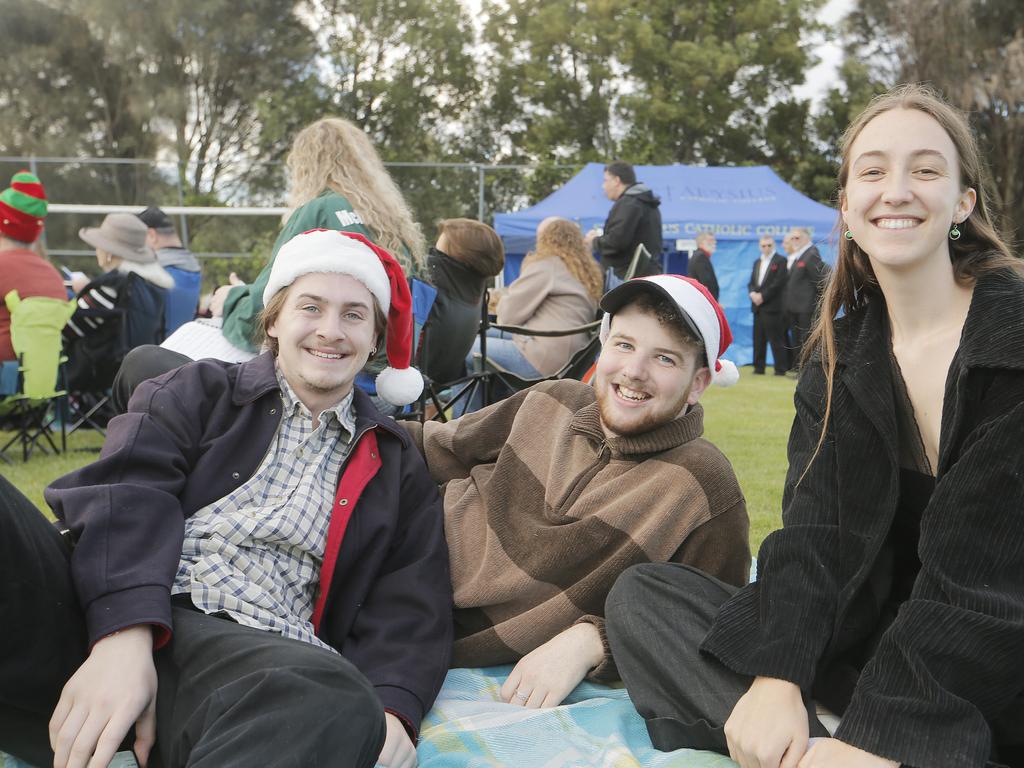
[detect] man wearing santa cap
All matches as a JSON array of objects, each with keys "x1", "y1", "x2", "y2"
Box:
[
  {"x1": 0, "y1": 229, "x2": 449, "y2": 768},
  {"x1": 405, "y1": 273, "x2": 751, "y2": 711}
]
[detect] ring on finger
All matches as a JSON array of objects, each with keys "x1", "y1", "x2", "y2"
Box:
[{"x1": 514, "y1": 691, "x2": 529, "y2": 701}]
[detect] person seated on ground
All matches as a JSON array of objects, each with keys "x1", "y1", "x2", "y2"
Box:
[
  {"x1": 213, "y1": 116, "x2": 429, "y2": 353},
  {"x1": 605, "y1": 84, "x2": 1024, "y2": 768},
  {"x1": 0, "y1": 171, "x2": 65, "y2": 361},
  {"x1": 405, "y1": 274, "x2": 749, "y2": 708},
  {"x1": 64, "y1": 213, "x2": 173, "y2": 391},
  {"x1": 0, "y1": 229, "x2": 451, "y2": 768},
  {"x1": 137, "y1": 205, "x2": 202, "y2": 335},
  {"x1": 475, "y1": 217, "x2": 603, "y2": 380},
  {"x1": 420, "y1": 218, "x2": 505, "y2": 385}
]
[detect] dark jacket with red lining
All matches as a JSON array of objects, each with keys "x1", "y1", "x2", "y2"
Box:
[{"x1": 46, "y1": 352, "x2": 453, "y2": 733}]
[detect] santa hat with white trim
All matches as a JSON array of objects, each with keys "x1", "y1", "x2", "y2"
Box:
[
  {"x1": 599, "y1": 274, "x2": 740, "y2": 387},
  {"x1": 264, "y1": 228, "x2": 423, "y2": 405}
]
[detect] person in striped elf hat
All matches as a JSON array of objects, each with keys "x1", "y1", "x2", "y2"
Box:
[{"x1": 0, "y1": 171, "x2": 66, "y2": 361}]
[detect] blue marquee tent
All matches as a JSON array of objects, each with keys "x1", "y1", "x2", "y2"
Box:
[{"x1": 493, "y1": 162, "x2": 839, "y2": 367}]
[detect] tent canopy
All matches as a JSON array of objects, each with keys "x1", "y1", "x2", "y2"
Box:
[{"x1": 492, "y1": 163, "x2": 839, "y2": 368}]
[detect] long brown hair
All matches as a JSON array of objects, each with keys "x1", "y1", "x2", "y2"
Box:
[
  {"x1": 802, "y1": 83, "x2": 1022, "y2": 474},
  {"x1": 522, "y1": 218, "x2": 604, "y2": 302},
  {"x1": 285, "y1": 118, "x2": 427, "y2": 267}
]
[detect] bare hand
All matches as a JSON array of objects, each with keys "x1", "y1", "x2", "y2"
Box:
[
  {"x1": 377, "y1": 712, "x2": 417, "y2": 768},
  {"x1": 49, "y1": 626, "x2": 157, "y2": 768},
  {"x1": 749, "y1": 291, "x2": 763, "y2": 306},
  {"x1": 499, "y1": 623, "x2": 603, "y2": 709},
  {"x1": 584, "y1": 230, "x2": 598, "y2": 249},
  {"x1": 70, "y1": 273, "x2": 91, "y2": 294},
  {"x1": 725, "y1": 676, "x2": 809, "y2": 768},
  {"x1": 797, "y1": 738, "x2": 898, "y2": 768},
  {"x1": 208, "y1": 282, "x2": 237, "y2": 317}
]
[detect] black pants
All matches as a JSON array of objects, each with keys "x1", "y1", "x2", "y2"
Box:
[
  {"x1": 606, "y1": 563, "x2": 1024, "y2": 767},
  {"x1": 606, "y1": 564, "x2": 828, "y2": 754},
  {"x1": 752, "y1": 310, "x2": 788, "y2": 374},
  {"x1": 0, "y1": 474, "x2": 386, "y2": 768},
  {"x1": 112, "y1": 345, "x2": 192, "y2": 413}
]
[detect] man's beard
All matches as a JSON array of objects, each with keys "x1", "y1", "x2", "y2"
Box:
[{"x1": 595, "y1": 378, "x2": 692, "y2": 437}]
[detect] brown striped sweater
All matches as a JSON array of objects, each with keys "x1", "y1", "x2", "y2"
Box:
[{"x1": 405, "y1": 379, "x2": 750, "y2": 680}]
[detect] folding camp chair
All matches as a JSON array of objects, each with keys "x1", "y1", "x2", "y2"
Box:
[
  {"x1": 435, "y1": 244, "x2": 655, "y2": 417},
  {"x1": 0, "y1": 291, "x2": 77, "y2": 462}
]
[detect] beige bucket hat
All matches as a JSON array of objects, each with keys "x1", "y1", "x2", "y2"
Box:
[{"x1": 79, "y1": 213, "x2": 156, "y2": 263}]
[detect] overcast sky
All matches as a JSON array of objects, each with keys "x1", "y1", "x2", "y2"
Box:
[{"x1": 794, "y1": 0, "x2": 854, "y2": 107}]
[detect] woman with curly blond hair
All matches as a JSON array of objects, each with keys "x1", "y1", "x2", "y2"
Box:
[
  {"x1": 470, "y1": 217, "x2": 602, "y2": 383},
  {"x1": 219, "y1": 117, "x2": 427, "y2": 353}
]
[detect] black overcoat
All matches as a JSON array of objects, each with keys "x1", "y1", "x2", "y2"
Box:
[{"x1": 704, "y1": 268, "x2": 1024, "y2": 768}]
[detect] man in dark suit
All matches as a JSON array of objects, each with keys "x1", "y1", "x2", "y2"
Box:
[
  {"x1": 687, "y1": 231, "x2": 719, "y2": 300},
  {"x1": 783, "y1": 227, "x2": 829, "y2": 369},
  {"x1": 748, "y1": 234, "x2": 789, "y2": 375}
]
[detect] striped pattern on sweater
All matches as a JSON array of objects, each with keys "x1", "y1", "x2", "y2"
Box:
[{"x1": 408, "y1": 379, "x2": 750, "y2": 679}]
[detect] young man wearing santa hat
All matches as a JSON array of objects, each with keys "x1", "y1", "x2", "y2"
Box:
[
  {"x1": 0, "y1": 229, "x2": 450, "y2": 768},
  {"x1": 404, "y1": 274, "x2": 751, "y2": 710}
]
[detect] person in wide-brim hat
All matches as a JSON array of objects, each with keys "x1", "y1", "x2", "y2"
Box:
[{"x1": 79, "y1": 213, "x2": 158, "y2": 265}]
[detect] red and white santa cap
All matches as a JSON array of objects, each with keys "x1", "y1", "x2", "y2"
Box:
[
  {"x1": 599, "y1": 274, "x2": 739, "y2": 387},
  {"x1": 264, "y1": 228, "x2": 423, "y2": 405}
]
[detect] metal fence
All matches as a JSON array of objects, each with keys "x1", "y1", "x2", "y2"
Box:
[{"x1": 0, "y1": 156, "x2": 578, "y2": 264}]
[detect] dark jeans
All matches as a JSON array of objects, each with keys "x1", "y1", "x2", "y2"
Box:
[
  {"x1": 0, "y1": 474, "x2": 386, "y2": 768},
  {"x1": 752, "y1": 310, "x2": 788, "y2": 374}
]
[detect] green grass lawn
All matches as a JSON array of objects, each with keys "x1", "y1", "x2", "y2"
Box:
[{"x1": 1, "y1": 368, "x2": 796, "y2": 551}]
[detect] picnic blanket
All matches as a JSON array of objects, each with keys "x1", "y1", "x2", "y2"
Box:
[
  {"x1": 412, "y1": 666, "x2": 736, "y2": 767},
  {"x1": 1, "y1": 667, "x2": 736, "y2": 768}
]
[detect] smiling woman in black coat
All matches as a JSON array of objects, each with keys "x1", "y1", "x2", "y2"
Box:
[{"x1": 606, "y1": 84, "x2": 1024, "y2": 768}]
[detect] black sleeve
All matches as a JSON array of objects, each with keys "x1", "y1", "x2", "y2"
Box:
[{"x1": 594, "y1": 198, "x2": 641, "y2": 268}]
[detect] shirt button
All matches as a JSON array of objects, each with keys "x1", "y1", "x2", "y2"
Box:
[
  {"x1": 338, "y1": 499, "x2": 348, "y2": 506},
  {"x1": 231, "y1": 471, "x2": 240, "y2": 479},
  {"x1": 370, "y1": 452, "x2": 377, "y2": 459}
]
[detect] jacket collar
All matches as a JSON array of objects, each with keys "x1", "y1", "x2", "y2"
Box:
[
  {"x1": 231, "y1": 352, "x2": 407, "y2": 443},
  {"x1": 570, "y1": 400, "x2": 705, "y2": 458},
  {"x1": 833, "y1": 268, "x2": 1024, "y2": 471},
  {"x1": 836, "y1": 268, "x2": 1024, "y2": 373}
]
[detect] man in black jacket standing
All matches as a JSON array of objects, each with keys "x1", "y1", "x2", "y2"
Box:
[
  {"x1": 687, "y1": 231, "x2": 719, "y2": 300},
  {"x1": 748, "y1": 234, "x2": 789, "y2": 375},
  {"x1": 783, "y1": 227, "x2": 830, "y2": 369},
  {"x1": 585, "y1": 161, "x2": 663, "y2": 280}
]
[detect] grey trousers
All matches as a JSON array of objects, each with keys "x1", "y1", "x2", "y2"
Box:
[{"x1": 605, "y1": 563, "x2": 828, "y2": 755}]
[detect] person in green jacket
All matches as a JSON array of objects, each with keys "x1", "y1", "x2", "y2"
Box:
[{"x1": 215, "y1": 117, "x2": 428, "y2": 353}]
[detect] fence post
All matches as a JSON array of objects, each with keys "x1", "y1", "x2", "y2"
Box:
[
  {"x1": 477, "y1": 165, "x2": 486, "y2": 223},
  {"x1": 176, "y1": 162, "x2": 190, "y2": 249}
]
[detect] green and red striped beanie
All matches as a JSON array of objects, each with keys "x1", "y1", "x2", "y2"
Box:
[{"x1": 0, "y1": 171, "x2": 48, "y2": 243}]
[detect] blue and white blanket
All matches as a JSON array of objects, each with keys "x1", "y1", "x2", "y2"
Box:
[{"x1": 411, "y1": 666, "x2": 736, "y2": 767}]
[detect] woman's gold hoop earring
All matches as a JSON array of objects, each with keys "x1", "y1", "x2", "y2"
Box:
[{"x1": 949, "y1": 223, "x2": 962, "y2": 241}]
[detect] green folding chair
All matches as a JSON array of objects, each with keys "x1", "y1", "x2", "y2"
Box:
[{"x1": 0, "y1": 290, "x2": 77, "y2": 462}]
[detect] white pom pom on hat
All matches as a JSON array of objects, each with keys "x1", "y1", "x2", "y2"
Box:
[
  {"x1": 264, "y1": 228, "x2": 423, "y2": 405},
  {"x1": 599, "y1": 274, "x2": 740, "y2": 387}
]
